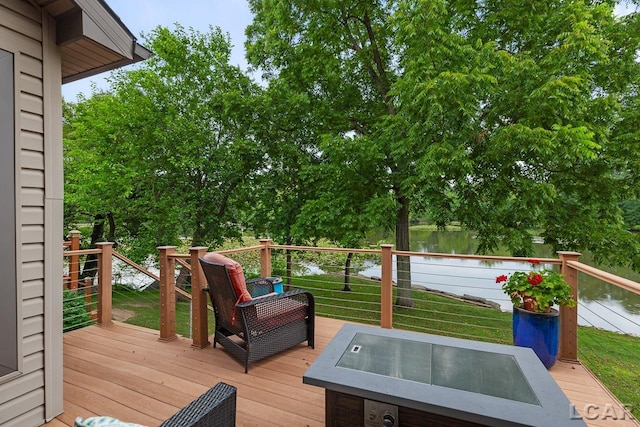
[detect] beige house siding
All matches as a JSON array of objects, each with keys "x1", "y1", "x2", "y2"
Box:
[
  {"x1": 42, "y1": 8, "x2": 65, "y2": 423},
  {"x1": 0, "y1": 0, "x2": 144, "y2": 424},
  {"x1": 0, "y1": 0, "x2": 63, "y2": 425}
]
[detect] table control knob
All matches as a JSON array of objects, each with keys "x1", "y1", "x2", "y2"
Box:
[{"x1": 382, "y1": 413, "x2": 396, "y2": 426}]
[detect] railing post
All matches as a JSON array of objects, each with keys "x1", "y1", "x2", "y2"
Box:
[
  {"x1": 260, "y1": 239, "x2": 272, "y2": 278},
  {"x1": 96, "y1": 242, "x2": 113, "y2": 326},
  {"x1": 158, "y1": 246, "x2": 177, "y2": 342},
  {"x1": 380, "y1": 244, "x2": 394, "y2": 329},
  {"x1": 68, "y1": 230, "x2": 81, "y2": 290},
  {"x1": 190, "y1": 247, "x2": 210, "y2": 349},
  {"x1": 558, "y1": 251, "x2": 581, "y2": 362}
]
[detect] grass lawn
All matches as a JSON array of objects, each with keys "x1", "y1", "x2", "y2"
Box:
[
  {"x1": 578, "y1": 327, "x2": 640, "y2": 418},
  {"x1": 98, "y1": 275, "x2": 638, "y2": 418},
  {"x1": 110, "y1": 285, "x2": 215, "y2": 338},
  {"x1": 291, "y1": 274, "x2": 513, "y2": 344}
]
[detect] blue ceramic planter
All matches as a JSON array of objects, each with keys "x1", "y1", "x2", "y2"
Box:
[{"x1": 512, "y1": 306, "x2": 560, "y2": 369}]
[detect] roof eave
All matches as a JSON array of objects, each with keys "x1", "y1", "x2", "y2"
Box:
[
  {"x1": 61, "y1": 41, "x2": 151, "y2": 84},
  {"x1": 48, "y1": 0, "x2": 150, "y2": 83}
]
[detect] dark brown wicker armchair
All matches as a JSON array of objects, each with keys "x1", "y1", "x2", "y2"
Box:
[{"x1": 199, "y1": 255, "x2": 315, "y2": 373}]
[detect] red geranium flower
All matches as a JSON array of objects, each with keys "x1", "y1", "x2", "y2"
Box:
[
  {"x1": 496, "y1": 274, "x2": 508, "y2": 283},
  {"x1": 527, "y1": 272, "x2": 543, "y2": 286},
  {"x1": 499, "y1": 265, "x2": 576, "y2": 313}
]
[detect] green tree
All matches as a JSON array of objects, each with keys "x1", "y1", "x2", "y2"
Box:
[
  {"x1": 247, "y1": 78, "x2": 392, "y2": 290},
  {"x1": 64, "y1": 25, "x2": 265, "y2": 261},
  {"x1": 246, "y1": 0, "x2": 422, "y2": 306},
  {"x1": 64, "y1": 92, "x2": 143, "y2": 274},
  {"x1": 416, "y1": 0, "x2": 640, "y2": 268},
  {"x1": 620, "y1": 200, "x2": 640, "y2": 230},
  {"x1": 244, "y1": 79, "x2": 324, "y2": 282},
  {"x1": 246, "y1": 0, "x2": 640, "y2": 306},
  {"x1": 292, "y1": 133, "x2": 396, "y2": 289}
]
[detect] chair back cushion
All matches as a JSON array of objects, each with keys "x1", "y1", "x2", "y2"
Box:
[{"x1": 203, "y1": 252, "x2": 252, "y2": 303}]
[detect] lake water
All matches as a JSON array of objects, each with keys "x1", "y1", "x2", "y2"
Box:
[{"x1": 359, "y1": 229, "x2": 640, "y2": 336}]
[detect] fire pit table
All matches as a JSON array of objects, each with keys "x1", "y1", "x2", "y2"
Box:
[{"x1": 303, "y1": 324, "x2": 586, "y2": 427}]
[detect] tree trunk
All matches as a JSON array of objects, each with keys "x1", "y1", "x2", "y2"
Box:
[
  {"x1": 191, "y1": 207, "x2": 204, "y2": 247},
  {"x1": 106, "y1": 212, "x2": 117, "y2": 247},
  {"x1": 176, "y1": 267, "x2": 191, "y2": 288},
  {"x1": 343, "y1": 252, "x2": 353, "y2": 291},
  {"x1": 395, "y1": 195, "x2": 414, "y2": 307}
]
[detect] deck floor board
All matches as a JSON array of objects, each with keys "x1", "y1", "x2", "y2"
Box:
[{"x1": 44, "y1": 318, "x2": 638, "y2": 427}]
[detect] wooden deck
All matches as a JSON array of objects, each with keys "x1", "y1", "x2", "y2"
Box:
[{"x1": 45, "y1": 317, "x2": 638, "y2": 427}]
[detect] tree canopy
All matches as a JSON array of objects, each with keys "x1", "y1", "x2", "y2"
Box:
[
  {"x1": 63, "y1": 2, "x2": 640, "y2": 288},
  {"x1": 245, "y1": 0, "x2": 640, "y2": 289},
  {"x1": 64, "y1": 25, "x2": 264, "y2": 260}
]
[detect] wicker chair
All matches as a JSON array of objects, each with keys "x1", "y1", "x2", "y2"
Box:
[
  {"x1": 74, "y1": 383, "x2": 236, "y2": 427},
  {"x1": 199, "y1": 255, "x2": 315, "y2": 373},
  {"x1": 160, "y1": 382, "x2": 236, "y2": 427}
]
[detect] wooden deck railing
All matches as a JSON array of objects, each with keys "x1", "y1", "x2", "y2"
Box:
[
  {"x1": 64, "y1": 237, "x2": 640, "y2": 363},
  {"x1": 62, "y1": 242, "x2": 110, "y2": 325},
  {"x1": 63, "y1": 230, "x2": 81, "y2": 290}
]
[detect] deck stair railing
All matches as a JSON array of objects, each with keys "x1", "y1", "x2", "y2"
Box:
[
  {"x1": 63, "y1": 235, "x2": 188, "y2": 329},
  {"x1": 63, "y1": 230, "x2": 81, "y2": 290},
  {"x1": 62, "y1": 240, "x2": 113, "y2": 327}
]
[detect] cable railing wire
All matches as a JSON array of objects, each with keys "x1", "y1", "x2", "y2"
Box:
[
  {"x1": 394, "y1": 310, "x2": 510, "y2": 332},
  {"x1": 62, "y1": 259, "x2": 98, "y2": 332},
  {"x1": 398, "y1": 324, "x2": 512, "y2": 344},
  {"x1": 578, "y1": 301, "x2": 640, "y2": 334},
  {"x1": 277, "y1": 255, "x2": 514, "y2": 339},
  {"x1": 396, "y1": 304, "x2": 511, "y2": 325},
  {"x1": 82, "y1": 248, "x2": 640, "y2": 340}
]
